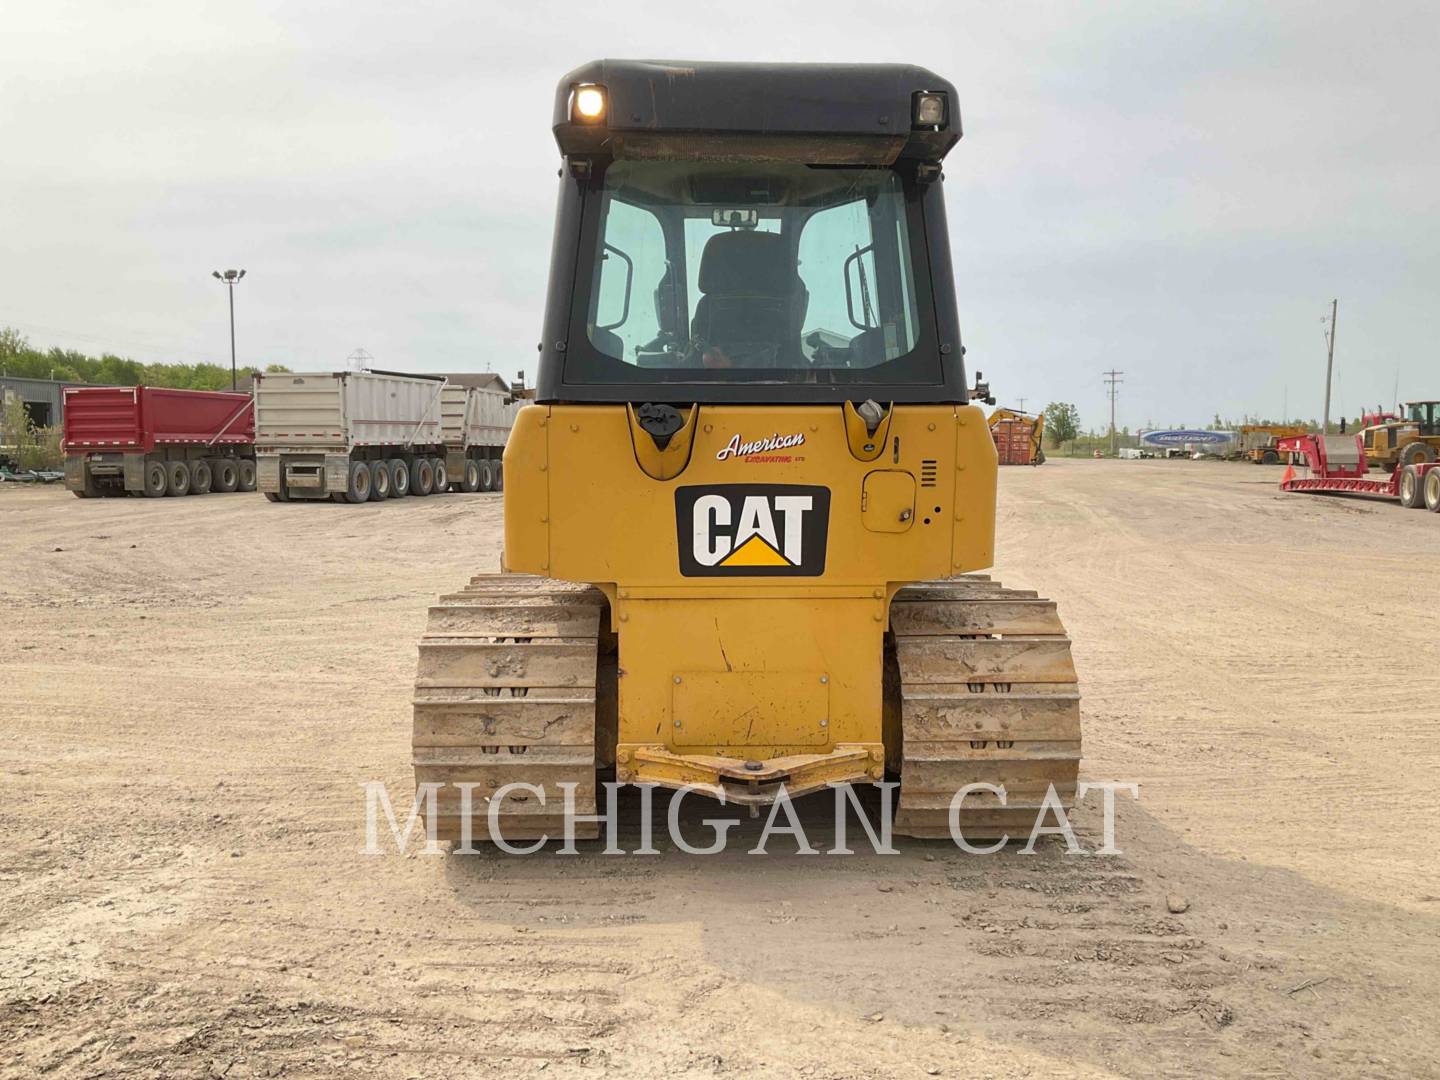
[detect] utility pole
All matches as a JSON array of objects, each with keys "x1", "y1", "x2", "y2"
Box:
[
  {"x1": 1322, "y1": 298, "x2": 1337, "y2": 433},
  {"x1": 1016, "y1": 397, "x2": 1027, "y2": 413},
  {"x1": 212, "y1": 269, "x2": 247, "y2": 390},
  {"x1": 1103, "y1": 369, "x2": 1124, "y2": 455}
]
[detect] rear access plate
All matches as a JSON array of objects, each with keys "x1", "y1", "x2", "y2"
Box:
[{"x1": 671, "y1": 670, "x2": 829, "y2": 749}]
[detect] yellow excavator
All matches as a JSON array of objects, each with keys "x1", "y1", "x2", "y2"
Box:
[
  {"x1": 412, "y1": 61, "x2": 1080, "y2": 844},
  {"x1": 987, "y1": 407, "x2": 1046, "y2": 465}
]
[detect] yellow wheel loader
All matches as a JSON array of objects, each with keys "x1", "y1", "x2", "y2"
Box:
[
  {"x1": 412, "y1": 61, "x2": 1081, "y2": 844},
  {"x1": 1362, "y1": 401, "x2": 1440, "y2": 471}
]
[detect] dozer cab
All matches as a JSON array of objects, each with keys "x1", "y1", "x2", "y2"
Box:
[
  {"x1": 412, "y1": 61, "x2": 1081, "y2": 845},
  {"x1": 1362, "y1": 401, "x2": 1440, "y2": 471}
]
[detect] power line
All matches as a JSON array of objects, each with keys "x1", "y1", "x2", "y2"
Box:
[{"x1": 1103, "y1": 369, "x2": 1125, "y2": 455}]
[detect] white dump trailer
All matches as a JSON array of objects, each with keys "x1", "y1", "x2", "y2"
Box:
[
  {"x1": 254, "y1": 370, "x2": 453, "y2": 503},
  {"x1": 439, "y1": 383, "x2": 521, "y2": 492}
]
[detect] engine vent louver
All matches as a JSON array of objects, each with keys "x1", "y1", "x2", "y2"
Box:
[{"x1": 920, "y1": 460, "x2": 939, "y2": 488}]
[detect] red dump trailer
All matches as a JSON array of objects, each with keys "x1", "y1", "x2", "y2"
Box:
[{"x1": 62, "y1": 386, "x2": 256, "y2": 498}]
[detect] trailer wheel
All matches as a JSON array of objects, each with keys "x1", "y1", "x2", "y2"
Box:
[
  {"x1": 476, "y1": 460, "x2": 494, "y2": 491},
  {"x1": 345, "y1": 460, "x2": 373, "y2": 503},
  {"x1": 189, "y1": 460, "x2": 212, "y2": 494},
  {"x1": 1425, "y1": 469, "x2": 1440, "y2": 513},
  {"x1": 166, "y1": 460, "x2": 191, "y2": 497},
  {"x1": 462, "y1": 459, "x2": 481, "y2": 492},
  {"x1": 388, "y1": 458, "x2": 409, "y2": 497},
  {"x1": 432, "y1": 458, "x2": 448, "y2": 492},
  {"x1": 264, "y1": 492, "x2": 283, "y2": 503},
  {"x1": 238, "y1": 459, "x2": 257, "y2": 491},
  {"x1": 1399, "y1": 465, "x2": 1425, "y2": 509},
  {"x1": 141, "y1": 460, "x2": 169, "y2": 498},
  {"x1": 493, "y1": 462, "x2": 503, "y2": 491},
  {"x1": 369, "y1": 460, "x2": 392, "y2": 500},
  {"x1": 1261, "y1": 449, "x2": 1280, "y2": 465},
  {"x1": 212, "y1": 459, "x2": 239, "y2": 493},
  {"x1": 412, "y1": 457, "x2": 434, "y2": 496}
]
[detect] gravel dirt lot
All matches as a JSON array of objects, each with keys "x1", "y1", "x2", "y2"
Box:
[{"x1": 2, "y1": 459, "x2": 1438, "y2": 1078}]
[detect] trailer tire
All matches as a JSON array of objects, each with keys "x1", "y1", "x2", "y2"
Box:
[
  {"x1": 432, "y1": 458, "x2": 448, "y2": 492},
  {"x1": 493, "y1": 462, "x2": 503, "y2": 491},
  {"x1": 1399, "y1": 465, "x2": 1424, "y2": 509},
  {"x1": 264, "y1": 492, "x2": 283, "y2": 503},
  {"x1": 369, "y1": 460, "x2": 392, "y2": 500},
  {"x1": 142, "y1": 460, "x2": 169, "y2": 498},
  {"x1": 1425, "y1": 469, "x2": 1440, "y2": 513},
  {"x1": 476, "y1": 460, "x2": 494, "y2": 491},
  {"x1": 344, "y1": 460, "x2": 373, "y2": 503},
  {"x1": 212, "y1": 459, "x2": 239, "y2": 493},
  {"x1": 189, "y1": 460, "x2": 212, "y2": 494},
  {"x1": 412, "y1": 457, "x2": 434, "y2": 496},
  {"x1": 388, "y1": 458, "x2": 409, "y2": 497},
  {"x1": 166, "y1": 460, "x2": 191, "y2": 497},
  {"x1": 238, "y1": 459, "x2": 257, "y2": 491},
  {"x1": 1261, "y1": 449, "x2": 1280, "y2": 465},
  {"x1": 461, "y1": 459, "x2": 481, "y2": 492}
]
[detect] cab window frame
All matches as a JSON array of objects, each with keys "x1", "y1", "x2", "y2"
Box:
[{"x1": 559, "y1": 158, "x2": 948, "y2": 399}]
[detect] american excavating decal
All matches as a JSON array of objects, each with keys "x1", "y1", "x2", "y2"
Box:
[
  {"x1": 675, "y1": 485, "x2": 830, "y2": 577},
  {"x1": 715, "y1": 431, "x2": 806, "y2": 461}
]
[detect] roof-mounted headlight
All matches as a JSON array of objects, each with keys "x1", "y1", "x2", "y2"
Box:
[
  {"x1": 913, "y1": 91, "x2": 947, "y2": 129},
  {"x1": 571, "y1": 84, "x2": 607, "y2": 123}
]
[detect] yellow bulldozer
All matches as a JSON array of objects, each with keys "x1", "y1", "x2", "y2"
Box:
[{"x1": 412, "y1": 61, "x2": 1080, "y2": 846}]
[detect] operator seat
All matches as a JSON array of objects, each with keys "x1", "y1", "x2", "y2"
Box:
[{"x1": 690, "y1": 231, "x2": 807, "y2": 367}]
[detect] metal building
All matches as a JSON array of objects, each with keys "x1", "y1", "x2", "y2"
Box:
[{"x1": 0, "y1": 376, "x2": 70, "y2": 429}]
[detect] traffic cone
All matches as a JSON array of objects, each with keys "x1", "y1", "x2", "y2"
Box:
[{"x1": 1281, "y1": 463, "x2": 1295, "y2": 485}]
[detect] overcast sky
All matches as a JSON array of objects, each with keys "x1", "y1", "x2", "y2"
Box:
[{"x1": 3, "y1": 2, "x2": 1436, "y2": 429}]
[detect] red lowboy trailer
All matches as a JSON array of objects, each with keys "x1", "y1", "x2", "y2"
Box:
[
  {"x1": 1277, "y1": 433, "x2": 1440, "y2": 513},
  {"x1": 62, "y1": 386, "x2": 257, "y2": 498}
]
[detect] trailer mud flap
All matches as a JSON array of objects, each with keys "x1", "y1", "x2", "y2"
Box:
[
  {"x1": 63, "y1": 455, "x2": 87, "y2": 492},
  {"x1": 256, "y1": 455, "x2": 282, "y2": 493},
  {"x1": 123, "y1": 453, "x2": 145, "y2": 491},
  {"x1": 324, "y1": 455, "x2": 350, "y2": 493}
]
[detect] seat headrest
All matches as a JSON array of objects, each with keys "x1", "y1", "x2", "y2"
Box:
[{"x1": 697, "y1": 231, "x2": 796, "y2": 295}]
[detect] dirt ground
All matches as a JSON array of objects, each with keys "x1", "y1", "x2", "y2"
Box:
[{"x1": 2, "y1": 459, "x2": 1438, "y2": 1079}]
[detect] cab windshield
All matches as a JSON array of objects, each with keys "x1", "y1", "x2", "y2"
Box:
[
  {"x1": 566, "y1": 161, "x2": 939, "y2": 386},
  {"x1": 1405, "y1": 402, "x2": 1437, "y2": 432}
]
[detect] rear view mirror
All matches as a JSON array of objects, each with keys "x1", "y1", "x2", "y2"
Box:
[
  {"x1": 712, "y1": 208, "x2": 759, "y2": 229},
  {"x1": 595, "y1": 242, "x2": 634, "y2": 331}
]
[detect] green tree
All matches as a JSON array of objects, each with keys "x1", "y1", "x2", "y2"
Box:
[
  {"x1": 2, "y1": 392, "x2": 31, "y2": 462},
  {"x1": 1044, "y1": 402, "x2": 1081, "y2": 448}
]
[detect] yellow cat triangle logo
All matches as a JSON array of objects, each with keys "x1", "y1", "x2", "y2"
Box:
[{"x1": 719, "y1": 534, "x2": 793, "y2": 567}]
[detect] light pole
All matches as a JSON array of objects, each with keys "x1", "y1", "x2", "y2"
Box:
[{"x1": 212, "y1": 269, "x2": 246, "y2": 390}]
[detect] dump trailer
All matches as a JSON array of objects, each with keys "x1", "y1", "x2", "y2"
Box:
[
  {"x1": 1278, "y1": 433, "x2": 1440, "y2": 512},
  {"x1": 439, "y1": 382, "x2": 519, "y2": 492},
  {"x1": 411, "y1": 60, "x2": 1082, "y2": 846},
  {"x1": 62, "y1": 385, "x2": 256, "y2": 498},
  {"x1": 254, "y1": 369, "x2": 453, "y2": 503}
]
